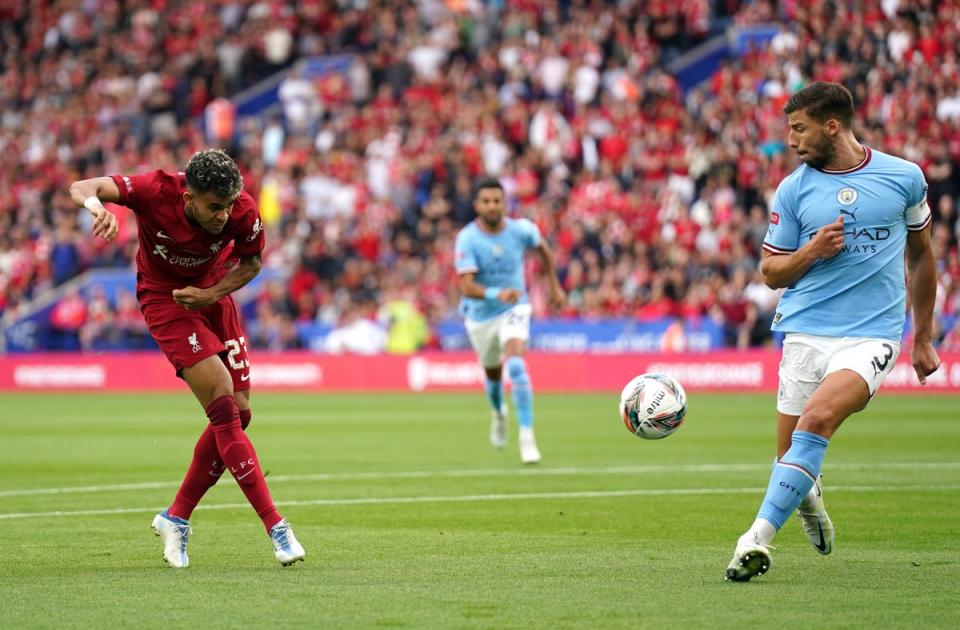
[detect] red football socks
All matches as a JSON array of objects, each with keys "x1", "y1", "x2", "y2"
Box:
[
  {"x1": 167, "y1": 408, "x2": 253, "y2": 521},
  {"x1": 170, "y1": 397, "x2": 280, "y2": 530}
]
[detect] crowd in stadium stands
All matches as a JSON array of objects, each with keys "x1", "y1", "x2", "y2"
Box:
[{"x1": 1, "y1": 0, "x2": 959, "y2": 353}]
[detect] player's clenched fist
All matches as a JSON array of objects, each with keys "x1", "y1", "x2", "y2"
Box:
[
  {"x1": 498, "y1": 288, "x2": 522, "y2": 303},
  {"x1": 810, "y1": 215, "x2": 846, "y2": 259},
  {"x1": 172, "y1": 286, "x2": 217, "y2": 310},
  {"x1": 911, "y1": 340, "x2": 941, "y2": 386}
]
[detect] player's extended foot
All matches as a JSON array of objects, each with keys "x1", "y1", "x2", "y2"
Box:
[
  {"x1": 490, "y1": 404, "x2": 507, "y2": 449},
  {"x1": 725, "y1": 533, "x2": 772, "y2": 582},
  {"x1": 269, "y1": 519, "x2": 305, "y2": 566},
  {"x1": 796, "y1": 475, "x2": 834, "y2": 555},
  {"x1": 518, "y1": 427, "x2": 541, "y2": 464},
  {"x1": 151, "y1": 510, "x2": 191, "y2": 568}
]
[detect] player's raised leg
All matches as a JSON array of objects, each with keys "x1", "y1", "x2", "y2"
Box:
[{"x1": 726, "y1": 370, "x2": 867, "y2": 581}]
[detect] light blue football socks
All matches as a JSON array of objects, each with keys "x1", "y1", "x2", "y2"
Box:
[
  {"x1": 506, "y1": 356, "x2": 533, "y2": 429},
  {"x1": 757, "y1": 431, "x2": 830, "y2": 529}
]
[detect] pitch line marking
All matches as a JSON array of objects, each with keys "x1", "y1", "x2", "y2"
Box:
[
  {"x1": 1, "y1": 462, "x2": 959, "y2": 498},
  {"x1": 1, "y1": 483, "x2": 959, "y2": 521}
]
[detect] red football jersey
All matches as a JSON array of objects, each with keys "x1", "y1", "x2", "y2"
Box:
[{"x1": 110, "y1": 170, "x2": 265, "y2": 293}]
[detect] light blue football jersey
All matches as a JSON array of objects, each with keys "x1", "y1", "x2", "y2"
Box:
[
  {"x1": 763, "y1": 147, "x2": 930, "y2": 341},
  {"x1": 455, "y1": 217, "x2": 541, "y2": 321}
]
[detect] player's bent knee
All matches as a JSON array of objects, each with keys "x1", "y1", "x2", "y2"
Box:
[
  {"x1": 239, "y1": 408, "x2": 252, "y2": 430},
  {"x1": 796, "y1": 405, "x2": 843, "y2": 437},
  {"x1": 205, "y1": 394, "x2": 240, "y2": 425},
  {"x1": 506, "y1": 356, "x2": 529, "y2": 383}
]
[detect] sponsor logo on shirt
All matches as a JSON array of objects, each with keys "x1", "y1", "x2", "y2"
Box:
[
  {"x1": 151, "y1": 241, "x2": 214, "y2": 267},
  {"x1": 838, "y1": 207, "x2": 858, "y2": 222},
  {"x1": 167, "y1": 253, "x2": 215, "y2": 267},
  {"x1": 806, "y1": 224, "x2": 889, "y2": 255},
  {"x1": 770, "y1": 212, "x2": 780, "y2": 225}
]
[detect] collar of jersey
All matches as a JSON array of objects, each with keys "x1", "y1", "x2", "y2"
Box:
[{"x1": 820, "y1": 146, "x2": 872, "y2": 175}]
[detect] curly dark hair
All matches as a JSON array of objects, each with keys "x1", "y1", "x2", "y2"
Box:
[{"x1": 184, "y1": 149, "x2": 243, "y2": 199}]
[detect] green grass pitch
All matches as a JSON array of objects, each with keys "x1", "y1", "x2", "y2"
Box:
[{"x1": 1, "y1": 391, "x2": 958, "y2": 628}]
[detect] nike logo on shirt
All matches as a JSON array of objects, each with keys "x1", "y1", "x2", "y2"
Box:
[{"x1": 157, "y1": 230, "x2": 173, "y2": 240}]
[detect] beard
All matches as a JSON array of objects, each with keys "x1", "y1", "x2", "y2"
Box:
[
  {"x1": 800, "y1": 136, "x2": 836, "y2": 170},
  {"x1": 480, "y1": 214, "x2": 502, "y2": 229}
]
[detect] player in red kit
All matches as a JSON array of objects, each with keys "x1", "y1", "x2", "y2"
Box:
[{"x1": 68, "y1": 149, "x2": 304, "y2": 568}]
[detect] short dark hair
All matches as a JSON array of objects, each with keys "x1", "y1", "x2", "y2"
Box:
[
  {"x1": 473, "y1": 177, "x2": 504, "y2": 199},
  {"x1": 184, "y1": 149, "x2": 243, "y2": 199},
  {"x1": 783, "y1": 82, "x2": 855, "y2": 128}
]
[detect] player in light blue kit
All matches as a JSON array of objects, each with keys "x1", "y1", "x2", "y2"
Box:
[
  {"x1": 726, "y1": 82, "x2": 941, "y2": 581},
  {"x1": 455, "y1": 178, "x2": 565, "y2": 464}
]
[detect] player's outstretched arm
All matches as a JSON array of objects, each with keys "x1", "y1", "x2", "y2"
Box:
[
  {"x1": 906, "y1": 225, "x2": 940, "y2": 384},
  {"x1": 535, "y1": 241, "x2": 566, "y2": 310},
  {"x1": 68, "y1": 177, "x2": 121, "y2": 241},
  {"x1": 173, "y1": 255, "x2": 262, "y2": 311},
  {"x1": 760, "y1": 216, "x2": 845, "y2": 289}
]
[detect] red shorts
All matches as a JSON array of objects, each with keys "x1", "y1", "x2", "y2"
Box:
[{"x1": 139, "y1": 291, "x2": 252, "y2": 392}]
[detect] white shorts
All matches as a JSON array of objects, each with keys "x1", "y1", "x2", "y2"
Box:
[
  {"x1": 777, "y1": 333, "x2": 901, "y2": 416},
  {"x1": 464, "y1": 304, "x2": 532, "y2": 368}
]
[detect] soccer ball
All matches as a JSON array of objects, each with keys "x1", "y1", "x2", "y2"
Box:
[{"x1": 618, "y1": 373, "x2": 687, "y2": 440}]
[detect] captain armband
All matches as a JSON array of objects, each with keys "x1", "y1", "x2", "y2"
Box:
[{"x1": 906, "y1": 200, "x2": 932, "y2": 231}]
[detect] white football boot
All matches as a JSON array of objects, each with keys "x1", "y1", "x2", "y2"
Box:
[
  {"x1": 490, "y1": 404, "x2": 507, "y2": 449},
  {"x1": 151, "y1": 511, "x2": 191, "y2": 568},
  {"x1": 518, "y1": 427, "x2": 541, "y2": 464},
  {"x1": 269, "y1": 519, "x2": 305, "y2": 566},
  {"x1": 796, "y1": 475, "x2": 834, "y2": 555},
  {"x1": 725, "y1": 531, "x2": 772, "y2": 582}
]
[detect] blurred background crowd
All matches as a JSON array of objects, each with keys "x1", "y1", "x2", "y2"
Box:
[{"x1": 1, "y1": 0, "x2": 959, "y2": 353}]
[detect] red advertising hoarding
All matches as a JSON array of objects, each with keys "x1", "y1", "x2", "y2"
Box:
[{"x1": 2, "y1": 351, "x2": 959, "y2": 392}]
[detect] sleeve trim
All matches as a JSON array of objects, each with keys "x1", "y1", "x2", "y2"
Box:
[
  {"x1": 762, "y1": 242, "x2": 797, "y2": 255},
  {"x1": 907, "y1": 214, "x2": 932, "y2": 231}
]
